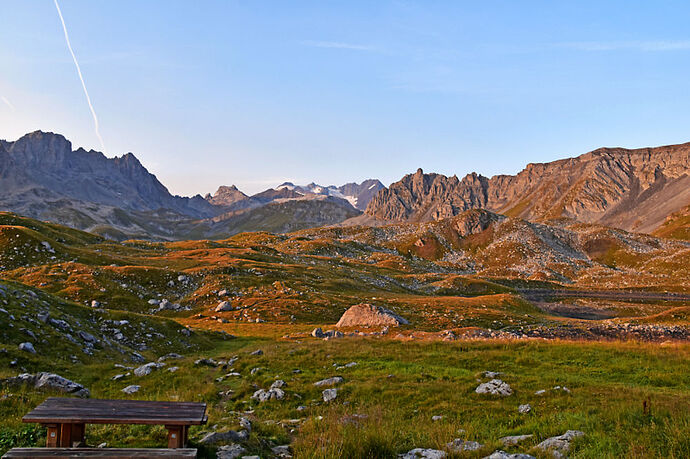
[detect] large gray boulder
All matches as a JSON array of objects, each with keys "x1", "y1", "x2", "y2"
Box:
[
  {"x1": 200, "y1": 430, "x2": 249, "y2": 444},
  {"x1": 398, "y1": 449, "x2": 446, "y2": 459},
  {"x1": 475, "y1": 379, "x2": 513, "y2": 396},
  {"x1": 251, "y1": 388, "x2": 285, "y2": 402},
  {"x1": 216, "y1": 444, "x2": 247, "y2": 459},
  {"x1": 3, "y1": 372, "x2": 90, "y2": 397},
  {"x1": 18, "y1": 342, "x2": 36, "y2": 354},
  {"x1": 536, "y1": 430, "x2": 584, "y2": 458},
  {"x1": 336, "y1": 303, "x2": 408, "y2": 328},
  {"x1": 134, "y1": 362, "x2": 165, "y2": 377},
  {"x1": 314, "y1": 376, "x2": 344, "y2": 387},
  {"x1": 483, "y1": 452, "x2": 535, "y2": 459}
]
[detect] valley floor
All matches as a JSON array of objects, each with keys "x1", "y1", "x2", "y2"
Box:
[{"x1": 2, "y1": 332, "x2": 690, "y2": 458}]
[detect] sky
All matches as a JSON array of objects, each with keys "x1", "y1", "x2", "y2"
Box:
[{"x1": 2, "y1": 1, "x2": 690, "y2": 197}]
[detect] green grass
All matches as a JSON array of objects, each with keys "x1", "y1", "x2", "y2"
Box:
[{"x1": 2, "y1": 337, "x2": 690, "y2": 458}]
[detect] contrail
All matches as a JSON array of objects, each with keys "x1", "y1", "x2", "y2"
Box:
[
  {"x1": 1, "y1": 96, "x2": 15, "y2": 111},
  {"x1": 53, "y1": 0, "x2": 106, "y2": 151}
]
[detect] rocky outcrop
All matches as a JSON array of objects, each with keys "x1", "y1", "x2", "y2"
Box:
[
  {"x1": 336, "y1": 303, "x2": 409, "y2": 328},
  {"x1": 3, "y1": 372, "x2": 90, "y2": 397},
  {"x1": 365, "y1": 143, "x2": 690, "y2": 234}
]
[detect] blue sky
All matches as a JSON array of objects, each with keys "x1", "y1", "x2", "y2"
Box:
[{"x1": 2, "y1": 1, "x2": 690, "y2": 196}]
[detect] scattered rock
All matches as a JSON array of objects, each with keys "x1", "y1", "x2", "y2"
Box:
[
  {"x1": 322, "y1": 388, "x2": 338, "y2": 402},
  {"x1": 122, "y1": 385, "x2": 140, "y2": 394},
  {"x1": 311, "y1": 327, "x2": 325, "y2": 338},
  {"x1": 271, "y1": 445, "x2": 292, "y2": 458},
  {"x1": 518, "y1": 404, "x2": 531, "y2": 414},
  {"x1": 216, "y1": 301, "x2": 233, "y2": 312},
  {"x1": 91, "y1": 300, "x2": 101, "y2": 308},
  {"x1": 314, "y1": 376, "x2": 344, "y2": 387},
  {"x1": 398, "y1": 448, "x2": 446, "y2": 459},
  {"x1": 134, "y1": 362, "x2": 165, "y2": 377},
  {"x1": 195, "y1": 358, "x2": 219, "y2": 367},
  {"x1": 483, "y1": 371, "x2": 501, "y2": 378},
  {"x1": 336, "y1": 303, "x2": 409, "y2": 327},
  {"x1": 271, "y1": 380, "x2": 287, "y2": 389},
  {"x1": 446, "y1": 439, "x2": 484, "y2": 452},
  {"x1": 250, "y1": 349, "x2": 263, "y2": 356},
  {"x1": 200, "y1": 430, "x2": 249, "y2": 444},
  {"x1": 475, "y1": 379, "x2": 513, "y2": 396},
  {"x1": 499, "y1": 435, "x2": 533, "y2": 447},
  {"x1": 158, "y1": 353, "x2": 183, "y2": 362},
  {"x1": 216, "y1": 444, "x2": 247, "y2": 459},
  {"x1": 77, "y1": 331, "x2": 98, "y2": 343},
  {"x1": 431, "y1": 415, "x2": 443, "y2": 422},
  {"x1": 536, "y1": 430, "x2": 584, "y2": 458},
  {"x1": 483, "y1": 451, "x2": 535, "y2": 459},
  {"x1": 18, "y1": 342, "x2": 36, "y2": 354},
  {"x1": 239, "y1": 417, "x2": 251, "y2": 432},
  {"x1": 251, "y1": 388, "x2": 285, "y2": 402},
  {"x1": 3, "y1": 372, "x2": 90, "y2": 397}
]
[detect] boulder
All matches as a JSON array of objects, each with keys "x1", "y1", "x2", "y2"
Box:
[
  {"x1": 322, "y1": 388, "x2": 338, "y2": 402},
  {"x1": 216, "y1": 444, "x2": 247, "y2": 459},
  {"x1": 251, "y1": 388, "x2": 285, "y2": 402},
  {"x1": 398, "y1": 448, "x2": 446, "y2": 459},
  {"x1": 216, "y1": 301, "x2": 233, "y2": 312},
  {"x1": 311, "y1": 327, "x2": 325, "y2": 338},
  {"x1": 483, "y1": 452, "x2": 536, "y2": 459},
  {"x1": 518, "y1": 404, "x2": 531, "y2": 414},
  {"x1": 314, "y1": 376, "x2": 344, "y2": 387},
  {"x1": 475, "y1": 379, "x2": 513, "y2": 396},
  {"x1": 270, "y1": 380, "x2": 287, "y2": 389},
  {"x1": 3, "y1": 372, "x2": 90, "y2": 397},
  {"x1": 271, "y1": 445, "x2": 292, "y2": 458},
  {"x1": 535, "y1": 430, "x2": 584, "y2": 458},
  {"x1": 336, "y1": 303, "x2": 409, "y2": 328},
  {"x1": 499, "y1": 434, "x2": 533, "y2": 447},
  {"x1": 446, "y1": 439, "x2": 483, "y2": 452},
  {"x1": 134, "y1": 362, "x2": 165, "y2": 377},
  {"x1": 199, "y1": 430, "x2": 249, "y2": 444},
  {"x1": 122, "y1": 385, "x2": 140, "y2": 394},
  {"x1": 19, "y1": 342, "x2": 36, "y2": 354}
]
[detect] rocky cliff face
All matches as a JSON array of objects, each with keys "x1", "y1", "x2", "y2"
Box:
[
  {"x1": 366, "y1": 144, "x2": 690, "y2": 234},
  {"x1": 0, "y1": 131, "x2": 216, "y2": 219}
]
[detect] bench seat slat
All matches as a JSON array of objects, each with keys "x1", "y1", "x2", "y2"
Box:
[
  {"x1": 2, "y1": 448, "x2": 197, "y2": 458},
  {"x1": 23, "y1": 398, "x2": 207, "y2": 426}
]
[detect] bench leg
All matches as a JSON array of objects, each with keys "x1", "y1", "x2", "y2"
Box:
[
  {"x1": 166, "y1": 425, "x2": 185, "y2": 448},
  {"x1": 44, "y1": 424, "x2": 60, "y2": 447},
  {"x1": 70, "y1": 423, "x2": 86, "y2": 446}
]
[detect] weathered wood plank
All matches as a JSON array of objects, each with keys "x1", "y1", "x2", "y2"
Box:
[
  {"x1": 22, "y1": 398, "x2": 207, "y2": 426},
  {"x1": 2, "y1": 448, "x2": 197, "y2": 458}
]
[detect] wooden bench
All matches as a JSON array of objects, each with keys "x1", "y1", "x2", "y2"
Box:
[
  {"x1": 22, "y1": 398, "x2": 207, "y2": 449},
  {"x1": 2, "y1": 448, "x2": 197, "y2": 458}
]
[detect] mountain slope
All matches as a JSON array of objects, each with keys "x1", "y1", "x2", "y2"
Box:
[{"x1": 365, "y1": 143, "x2": 690, "y2": 234}]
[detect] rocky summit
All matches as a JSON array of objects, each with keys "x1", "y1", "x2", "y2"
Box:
[{"x1": 364, "y1": 143, "x2": 690, "y2": 235}]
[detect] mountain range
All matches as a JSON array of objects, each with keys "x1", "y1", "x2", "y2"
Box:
[
  {"x1": 361, "y1": 143, "x2": 690, "y2": 236},
  {"x1": 0, "y1": 131, "x2": 373, "y2": 240},
  {"x1": 0, "y1": 130, "x2": 688, "y2": 241}
]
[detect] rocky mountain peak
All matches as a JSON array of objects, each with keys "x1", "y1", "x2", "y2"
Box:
[
  {"x1": 206, "y1": 185, "x2": 248, "y2": 207},
  {"x1": 366, "y1": 143, "x2": 690, "y2": 234}
]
